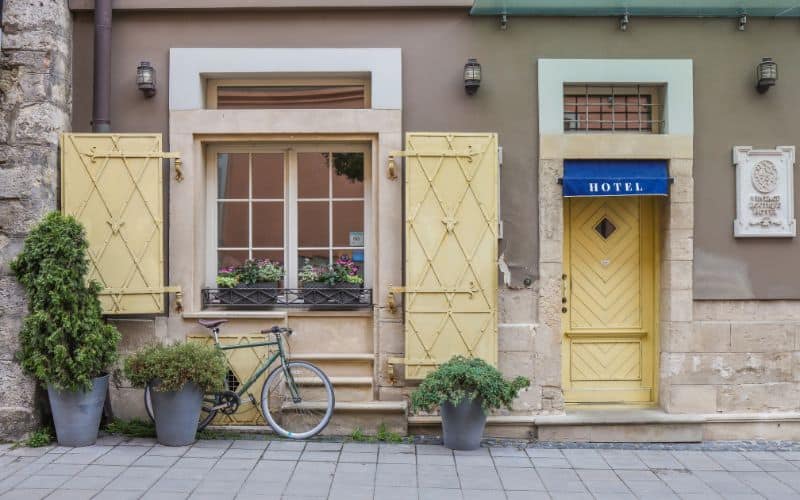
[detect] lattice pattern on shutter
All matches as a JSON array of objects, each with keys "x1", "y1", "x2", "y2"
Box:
[
  {"x1": 60, "y1": 133, "x2": 182, "y2": 315},
  {"x1": 402, "y1": 133, "x2": 499, "y2": 379}
]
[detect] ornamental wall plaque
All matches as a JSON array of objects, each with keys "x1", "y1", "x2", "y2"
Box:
[{"x1": 733, "y1": 146, "x2": 796, "y2": 237}]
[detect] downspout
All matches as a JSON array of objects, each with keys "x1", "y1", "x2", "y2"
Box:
[{"x1": 92, "y1": 0, "x2": 111, "y2": 133}]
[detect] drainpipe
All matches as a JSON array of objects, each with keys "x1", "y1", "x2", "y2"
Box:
[{"x1": 92, "y1": 0, "x2": 112, "y2": 133}]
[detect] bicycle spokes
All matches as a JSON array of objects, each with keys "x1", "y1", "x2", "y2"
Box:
[{"x1": 261, "y1": 361, "x2": 334, "y2": 439}]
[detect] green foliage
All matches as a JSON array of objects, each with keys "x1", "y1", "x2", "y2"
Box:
[
  {"x1": 349, "y1": 423, "x2": 406, "y2": 443},
  {"x1": 104, "y1": 419, "x2": 156, "y2": 438},
  {"x1": 410, "y1": 356, "x2": 530, "y2": 414},
  {"x1": 23, "y1": 428, "x2": 53, "y2": 447},
  {"x1": 349, "y1": 427, "x2": 368, "y2": 442},
  {"x1": 124, "y1": 342, "x2": 227, "y2": 393},
  {"x1": 298, "y1": 255, "x2": 363, "y2": 285},
  {"x1": 222, "y1": 259, "x2": 284, "y2": 285},
  {"x1": 376, "y1": 423, "x2": 403, "y2": 443},
  {"x1": 215, "y1": 275, "x2": 238, "y2": 288},
  {"x1": 11, "y1": 212, "x2": 121, "y2": 392}
]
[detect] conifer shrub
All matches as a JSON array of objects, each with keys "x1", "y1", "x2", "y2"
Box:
[
  {"x1": 11, "y1": 212, "x2": 121, "y2": 392},
  {"x1": 410, "y1": 356, "x2": 530, "y2": 413}
]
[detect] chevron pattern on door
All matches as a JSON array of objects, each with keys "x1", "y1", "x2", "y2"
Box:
[
  {"x1": 569, "y1": 197, "x2": 641, "y2": 330},
  {"x1": 562, "y1": 196, "x2": 658, "y2": 404}
]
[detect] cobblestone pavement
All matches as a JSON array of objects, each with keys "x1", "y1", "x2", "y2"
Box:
[{"x1": 2, "y1": 437, "x2": 800, "y2": 499}]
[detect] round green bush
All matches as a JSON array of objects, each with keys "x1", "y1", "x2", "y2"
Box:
[
  {"x1": 124, "y1": 342, "x2": 227, "y2": 393},
  {"x1": 11, "y1": 212, "x2": 121, "y2": 392},
  {"x1": 410, "y1": 356, "x2": 530, "y2": 413}
]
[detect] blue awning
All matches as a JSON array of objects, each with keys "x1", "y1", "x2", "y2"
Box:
[{"x1": 562, "y1": 160, "x2": 669, "y2": 197}]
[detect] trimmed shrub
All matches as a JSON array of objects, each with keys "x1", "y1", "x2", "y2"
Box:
[{"x1": 124, "y1": 342, "x2": 227, "y2": 393}]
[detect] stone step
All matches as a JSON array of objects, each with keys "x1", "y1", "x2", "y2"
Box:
[
  {"x1": 536, "y1": 409, "x2": 703, "y2": 442},
  {"x1": 294, "y1": 376, "x2": 374, "y2": 402},
  {"x1": 212, "y1": 401, "x2": 409, "y2": 436},
  {"x1": 287, "y1": 353, "x2": 374, "y2": 377}
]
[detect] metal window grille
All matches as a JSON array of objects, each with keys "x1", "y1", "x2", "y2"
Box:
[{"x1": 564, "y1": 85, "x2": 663, "y2": 133}]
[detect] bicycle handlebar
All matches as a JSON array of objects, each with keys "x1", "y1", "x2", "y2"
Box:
[{"x1": 261, "y1": 326, "x2": 292, "y2": 336}]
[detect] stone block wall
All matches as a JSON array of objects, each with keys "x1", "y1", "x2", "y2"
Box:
[
  {"x1": 665, "y1": 300, "x2": 800, "y2": 414},
  {"x1": 0, "y1": 0, "x2": 72, "y2": 439}
]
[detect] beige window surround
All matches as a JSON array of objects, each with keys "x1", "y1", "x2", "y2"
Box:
[{"x1": 168, "y1": 108, "x2": 402, "y2": 314}]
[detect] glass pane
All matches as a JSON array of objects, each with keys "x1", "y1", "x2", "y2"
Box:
[
  {"x1": 217, "y1": 85, "x2": 366, "y2": 110},
  {"x1": 217, "y1": 153, "x2": 249, "y2": 199},
  {"x1": 252, "y1": 153, "x2": 284, "y2": 199},
  {"x1": 252, "y1": 202, "x2": 284, "y2": 248},
  {"x1": 218, "y1": 250, "x2": 248, "y2": 271},
  {"x1": 298, "y1": 201, "x2": 329, "y2": 247},
  {"x1": 332, "y1": 152, "x2": 365, "y2": 198},
  {"x1": 298, "y1": 152, "x2": 329, "y2": 198},
  {"x1": 334, "y1": 249, "x2": 364, "y2": 280},
  {"x1": 298, "y1": 250, "x2": 330, "y2": 270},
  {"x1": 332, "y1": 201, "x2": 364, "y2": 247},
  {"x1": 252, "y1": 250, "x2": 286, "y2": 286},
  {"x1": 217, "y1": 201, "x2": 249, "y2": 247}
]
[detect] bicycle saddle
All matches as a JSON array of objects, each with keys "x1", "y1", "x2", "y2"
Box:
[{"x1": 198, "y1": 319, "x2": 228, "y2": 329}]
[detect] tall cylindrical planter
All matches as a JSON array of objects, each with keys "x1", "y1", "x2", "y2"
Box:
[
  {"x1": 440, "y1": 398, "x2": 486, "y2": 450},
  {"x1": 150, "y1": 381, "x2": 203, "y2": 446},
  {"x1": 48, "y1": 374, "x2": 109, "y2": 447}
]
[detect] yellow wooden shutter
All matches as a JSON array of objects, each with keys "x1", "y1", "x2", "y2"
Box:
[
  {"x1": 401, "y1": 133, "x2": 499, "y2": 379},
  {"x1": 60, "y1": 133, "x2": 182, "y2": 315}
]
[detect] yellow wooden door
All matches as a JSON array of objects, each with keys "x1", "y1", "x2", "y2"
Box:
[
  {"x1": 562, "y1": 196, "x2": 657, "y2": 403},
  {"x1": 403, "y1": 133, "x2": 498, "y2": 380}
]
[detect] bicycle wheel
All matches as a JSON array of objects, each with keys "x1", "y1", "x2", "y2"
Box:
[
  {"x1": 144, "y1": 384, "x2": 219, "y2": 431},
  {"x1": 261, "y1": 361, "x2": 334, "y2": 439}
]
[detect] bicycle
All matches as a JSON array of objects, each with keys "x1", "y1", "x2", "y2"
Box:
[{"x1": 144, "y1": 319, "x2": 335, "y2": 439}]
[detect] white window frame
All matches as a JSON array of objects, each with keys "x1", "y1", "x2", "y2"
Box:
[{"x1": 205, "y1": 142, "x2": 372, "y2": 290}]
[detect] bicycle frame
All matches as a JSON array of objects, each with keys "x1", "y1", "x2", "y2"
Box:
[{"x1": 208, "y1": 328, "x2": 301, "y2": 405}]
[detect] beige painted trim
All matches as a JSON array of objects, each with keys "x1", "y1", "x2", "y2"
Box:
[
  {"x1": 70, "y1": 0, "x2": 472, "y2": 10},
  {"x1": 168, "y1": 108, "x2": 402, "y2": 317}
]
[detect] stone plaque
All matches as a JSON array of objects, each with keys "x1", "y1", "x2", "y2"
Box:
[{"x1": 733, "y1": 146, "x2": 796, "y2": 238}]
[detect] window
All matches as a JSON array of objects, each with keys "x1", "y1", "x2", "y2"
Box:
[
  {"x1": 207, "y1": 143, "x2": 370, "y2": 289},
  {"x1": 564, "y1": 85, "x2": 663, "y2": 133},
  {"x1": 207, "y1": 78, "x2": 370, "y2": 109}
]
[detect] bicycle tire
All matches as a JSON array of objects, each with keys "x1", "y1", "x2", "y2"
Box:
[
  {"x1": 261, "y1": 361, "x2": 335, "y2": 439},
  {"x1": 143, "y1": 384, "x2": 218, "y2": 431}
]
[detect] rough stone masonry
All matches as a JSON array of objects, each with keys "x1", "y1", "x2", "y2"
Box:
[{"x1": 0, "y1": 0, "x2": 72, "y2": 440}]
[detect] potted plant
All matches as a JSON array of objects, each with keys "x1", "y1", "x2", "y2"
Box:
[
  {"x1": 124, "y1": 342, "x2": 226, "y2": 446},
  {"x1": 11, "y1": 212, "x2": 121, "y2": 447},
  {"x1": 215, "y1": 259, "x2": 284, "y2": 306},
  {"x1": 410, "y1": 356, "x2": 530, "y2": 450},
  {"x1": 298, "y1": 255, "x2": 363, "y2": 305},
  {"x1": 215, "y1": 266, "x2": 240, "y2": 305}
]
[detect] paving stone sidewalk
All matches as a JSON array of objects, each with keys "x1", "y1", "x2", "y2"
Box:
[{"x1": 2, "y1": 437, "x2": 800, "y2": 500}]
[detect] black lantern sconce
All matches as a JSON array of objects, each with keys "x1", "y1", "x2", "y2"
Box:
[
  {"x1": 464, "y1": 58, "x2": 481, "y2": 95},
  {"x1": 756, "y1": 57, "x2": 777, "y2": 94},
  {"x1": 137, "y1": 61, "x2": 156, "y2": 98}
]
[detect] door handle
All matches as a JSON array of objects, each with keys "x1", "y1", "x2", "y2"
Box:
[{"x1": 561, "y1": 274, "x2": 568, "y2": 314}]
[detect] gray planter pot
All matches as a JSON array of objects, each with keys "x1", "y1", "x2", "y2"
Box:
[
  {"x1": 47, "y1": 374, "x2": 109, "y2": 447},
  {"x1": 440, "y1": 398, "x2": 486, "y2": 450},
  {"x1": 150, "y1": 381, "x2": 203, "y2": 446}
]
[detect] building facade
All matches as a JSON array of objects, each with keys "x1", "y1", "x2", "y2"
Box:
[{"x1": 2, "y1": 0, "x2": 800, "y2": 441}]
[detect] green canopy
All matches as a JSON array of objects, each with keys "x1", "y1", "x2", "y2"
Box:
[{"x1": 470, "y1": 0, "x2": 800, "y2": 17}]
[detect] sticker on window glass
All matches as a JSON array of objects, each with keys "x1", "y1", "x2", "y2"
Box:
[
  {"x1": 349, "y1": 231, "x2": 364, "y2": 246},
  {"x1": 352, "y1": 250, "x2": 364, "y2": 262}
]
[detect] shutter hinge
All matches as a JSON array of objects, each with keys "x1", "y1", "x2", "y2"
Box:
[
  {"x1": 498, "y1": 145, "x2": 503, "y2": 167},
  {"x1": 87, "y1": 147, "x2": 184, "y2": 182}
]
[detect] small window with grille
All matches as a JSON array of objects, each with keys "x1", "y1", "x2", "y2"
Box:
[{"x1": 563, "y1": 85, "x2": 664, "y2": 133}]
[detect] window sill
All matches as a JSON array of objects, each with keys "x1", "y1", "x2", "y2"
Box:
[{"x1": 182, "y1": 309, "x2": 374, "y2": 320}]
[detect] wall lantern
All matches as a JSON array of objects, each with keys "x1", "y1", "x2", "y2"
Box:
[
  {"x1": 756, "y1": 57, "x2": 778, "y2": 94},
  {"x1": 137, "y1": 61, "x2": 156, "y2": 98},
  {"x1": 464, "y1": 58, "x2": 481, "y2": 95}
]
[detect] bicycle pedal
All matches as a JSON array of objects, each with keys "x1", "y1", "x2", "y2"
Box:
[{"x1": 248, "y1": 393, "x2": 257, "y2": 405}]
